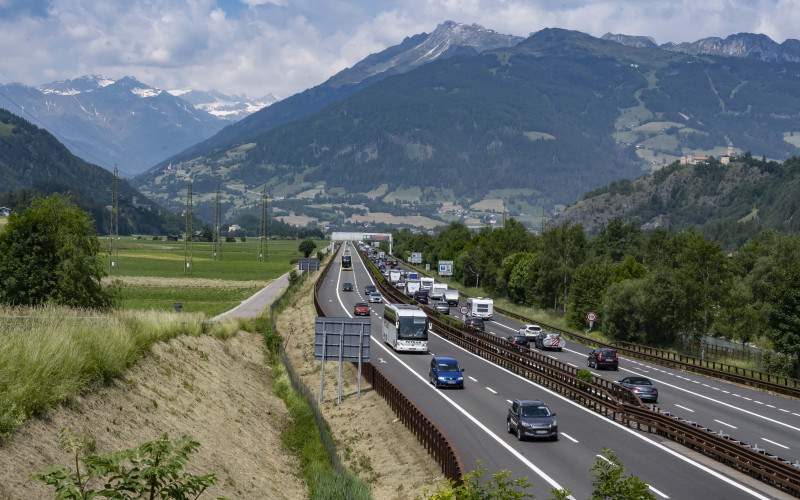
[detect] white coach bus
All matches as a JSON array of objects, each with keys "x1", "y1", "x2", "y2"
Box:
[{"x1": 382, "y1": 303, "x2": 429, "y2": 352}]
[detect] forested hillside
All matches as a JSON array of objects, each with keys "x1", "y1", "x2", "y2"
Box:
[
  {"x1": 0, "y1": 109, "x2": 182, "y2": 235},
  {"x1": 555, "y1": 154, "x2": 800, "y2": 249},
  {"x1": 393, "y1": 218, "x2": 800, "y2": 376},
  {"x1": 133, "y1": 28, "x2": 800, "y2": 231}
]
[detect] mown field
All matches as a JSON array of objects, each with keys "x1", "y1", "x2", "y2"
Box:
[{"x1": 106, "y1": 237, "x2": 327, "y2": 315}]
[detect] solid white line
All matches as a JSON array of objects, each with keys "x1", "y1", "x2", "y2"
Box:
[
  {"x1": 617, "y1": 367, "x2": 800, "y2": 434},
  {"x1": 674, "y1": 404, "x2": 695, "y2": 413},
  {"x1": 648, "y1": 484, "x2": 670, "y2": 498},
  {"x1": 333, "y1": 259, "x2": 766, "y2": 498},
  {"x1": 714, "y1": 419, "x2": 737, "y2": 429},
  {"x1": 761, "y1": 438, "x2": 789, "y2": 450},
  {"x1": 560, "y1": 432, "x2": 578, "y2": 443}
]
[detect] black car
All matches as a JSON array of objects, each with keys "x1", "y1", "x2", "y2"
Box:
[
  {"x1": 587, "y1": 348, "x2": 619, "y2": 370},
  {"x1": 506, "y1": 334, "x2": 530, "y2": 348},
  {"x1": 341, "y1": 282, "x2": 353, "y2": 292},
  {"x1": 618, "y1": 377, "x2": 658, "y2": 403},
  {"x1": 434, "y1": 301, "x2": 450, "y2": 314},
  {"x1": 465, "y1": 317, "x2": 485, "y2": 331},
  {"x1": 413, "y1": 289, "x2": 429, "y2": 304},
  {"x1": 364, "y1": 284, "x2": 377, "y2": 295},
  {"x1": 507, "y1": 399, "x2": 558, "y2": 441}
]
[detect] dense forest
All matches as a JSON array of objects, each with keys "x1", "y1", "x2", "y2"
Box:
[{"x1": 392, "y1": 218, "x2": 800, "y2": 376}]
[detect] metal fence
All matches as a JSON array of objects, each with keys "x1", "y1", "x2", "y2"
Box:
[{"x1": 370, "y1": 251, "x2": 800, "y2": 497}]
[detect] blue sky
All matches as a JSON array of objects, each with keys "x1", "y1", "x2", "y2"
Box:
[{"x1": 1, "y1": 0, "x2": 797, "y2": 98}]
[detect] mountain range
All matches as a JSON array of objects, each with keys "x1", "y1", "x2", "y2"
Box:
[
  {"x1": 131, "y1": 25, "x2": 800, "y2": 230},
  {"x1": 0, "y1": 76, "x2": 272, "y2": 177}
]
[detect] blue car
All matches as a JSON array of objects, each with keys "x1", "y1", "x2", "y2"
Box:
[{"x1": 429, "y1": 356, "x2": 465, "y2": 389}]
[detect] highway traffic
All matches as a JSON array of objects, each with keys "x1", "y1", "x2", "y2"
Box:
[{"x1": 317, "y1": 243, "x2": 789, "y2": 499}]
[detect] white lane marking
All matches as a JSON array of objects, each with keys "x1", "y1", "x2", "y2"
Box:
[
  {"x1": 432, "y1": 334, "x2": 770, "y2": 499},
  {"x1": 781, "y1": 409, "x2": 790, "y2": 413},
  {"x1": 792, "y1": 413, "x2": 800, "y2": 417},
  {"x1": 648, "y1": 484, "x2": 669, "y2": 498},
  {"x1": 754, "y1": 401, "x2": 764, "y2": 405},
  {"x1": 617, "y1": 367, "x2": 800, "y2": 435},
  {"x1": 674, "y1": 404, "x2": 695, "y2": 413},
  {"x1": 761, "y1": 438, "x2": 789, "y2": 450},
  {"x1": 468, "y1": 376, "x2": 478, "y2": 382},
  {"x1": 766, "y1": 405, "x2": 776, "y2": 408},
  {"x1": 714, "y1": 419, "x2": 737, "y2": 429},
  {"x1": 560, "y1": 432, "x2": 578, "y2": 443},
  {"x1": 596, "y1": 455, "x2": 611, "y2": 463},
  {"x1": 742, "y1": 396, "x2": 752, "y2": 401},
  {"x1": 486, "y1": 387, "x2": 497, "y2": 394},
  {"x1": 722, "y1": 390, "x2": 730, "y2": 393},
  {"x1": 334, "y1": 263, "x2": 760, "y2": 498}
]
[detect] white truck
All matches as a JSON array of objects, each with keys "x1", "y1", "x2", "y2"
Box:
[
  {"x1": 430, "y1": 283, "x2": 448, "y2": 300},
  {"x1": 389, "y1": 269, "x2": 402, "y2": 284},
  {"x1": 405, "y1": 280, "x2": 421, "y2": 297},
  {"x1": 466, "y1": 297, "x2": 493, "y2": 320},
  {"x1": 420, "y1": 277, "x2": 435, "y2": 292},
  {"x1": 443, "y1": 289, "x2": 460, "y2": 306}
]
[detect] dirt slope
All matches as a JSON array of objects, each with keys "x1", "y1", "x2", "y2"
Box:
[{"x1": 0, "y1": 275, "x2": 444, "y2": 499}]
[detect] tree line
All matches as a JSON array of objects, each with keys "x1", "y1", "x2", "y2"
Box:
[{"x1": 392, "y1": 218, "x2": 800, "y2": 376}]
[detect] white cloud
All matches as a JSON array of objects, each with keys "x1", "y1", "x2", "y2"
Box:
[{"x1": 0, "y1": 0, "x2": 796, "y2": 99}]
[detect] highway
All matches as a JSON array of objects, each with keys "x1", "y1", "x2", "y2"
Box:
[{"x1": 318, "y1": 244, "x2": 789, "y2": 499}]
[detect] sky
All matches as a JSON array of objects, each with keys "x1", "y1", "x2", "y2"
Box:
[{"x1": 1, "y1": 0, "x2": 798, "y2": 99}]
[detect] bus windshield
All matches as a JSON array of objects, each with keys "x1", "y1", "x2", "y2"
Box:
[{"x1": 398, "y1": 317, "x2": 428, "y2": 340}]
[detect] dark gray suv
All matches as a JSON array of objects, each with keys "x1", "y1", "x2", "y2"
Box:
[{"x1": 506, "y1": 399, "x2": 558, "y2": 441}]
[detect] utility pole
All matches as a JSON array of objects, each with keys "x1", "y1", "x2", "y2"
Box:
[
  {"x1": 184, "y1": 181, "x2": 193, "y2": 275},
  {"x1": 213, "y1": 185, "x2": 222, "y2": 261},
  {"x1": 109, "y1": 165, "x2": 119, "y2": 273},
  {"x1": 259, "y1": 185, "x2": 268, "y2": 262}
]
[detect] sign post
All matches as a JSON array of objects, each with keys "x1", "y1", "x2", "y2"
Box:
[{"x1": 586, "y1": 311, "x2": 597, "y2": 332}]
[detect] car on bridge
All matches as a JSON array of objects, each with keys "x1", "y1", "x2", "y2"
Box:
[
  {"x1": 519, "y1": 324, "x2": 542, "y2": 340},
  {"x1": 434, "y1": 301, "x2": 450, "y2": 314},
  {"x1": 587, "y1": 348, "x2": 619, "y2": 370},
  {"x1": 506, "y1": 334, "x2": 530, "y2": 348},
  {"x1": 507, "y1": 399, "x2": 558, "y2": 441},
  {"x1": 465, "y1": 317, "x2": 485, "y2": 331},
  {"x1": 354, "y1": 302, "x2": 370, "y2": 316},
  {"x1": 429, "y1": 356, "x2": 465, "y2": 389},
  {"x1": 617, "y1": 376, "x2": 658, "y2": 403},
  {"x1": 534, "y1": 332, "x2": 563, "y2": 351}
]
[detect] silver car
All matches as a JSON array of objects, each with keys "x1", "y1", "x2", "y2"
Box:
[
  {"x1": 368, "y1": 292, "x2": 383, "y2": 303},
  {"x1": 617, "y1": 376, "x2": 658, "y2": 403},
  {"x1": 434, "y1": 301, "x2": 450, "y2": 314}
]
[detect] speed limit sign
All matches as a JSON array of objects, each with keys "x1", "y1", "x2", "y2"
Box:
[
  {"x1": 460, "y1": 306, "x2": 469, "y2": 315},
  {"x1": 587, "y1": 312, "x2": 597, "y2": 322}
]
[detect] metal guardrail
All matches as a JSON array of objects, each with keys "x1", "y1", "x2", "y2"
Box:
[
  {"x1": 373, "y1": 251, "x2": 800, "y2": 497},
  {"x1": 398, "y1": 259, "x2": 800, "y2": 399},
  {"x1": 314, "y1": 244, "x2": 465, "y2": 485}
]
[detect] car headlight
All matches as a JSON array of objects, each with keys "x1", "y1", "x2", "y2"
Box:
[
  {"x1": 521, "y1": 422, "x2": 533, "y2": 428},
  {"x1": 456, "y1": 377, "x2": 463, "y2": 381}
]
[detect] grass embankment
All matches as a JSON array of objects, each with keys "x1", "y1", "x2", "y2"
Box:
[
  {"x1": 0, "y1": 304, "x2": 244, "y2": 441},
  {"x1": 257, "y1": 268, "x2": 373, "y2": 499}
]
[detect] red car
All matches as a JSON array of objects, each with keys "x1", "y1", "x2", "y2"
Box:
[{"x1": 354, "y1": 302, "x2": 370, "y2": 316}]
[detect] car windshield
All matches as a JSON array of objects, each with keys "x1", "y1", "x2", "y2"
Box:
[
  {"x1": 627, "y1": 378, "x2": 651, "y2": 385},
  {"x1": 356, "y1": 303, "x2": 368, "y2": 307},
  {"x1": 521, "y1": 405, "x2": 551, "y2": 418},
  {"x1": 435, "y1": 362, "x2": 460, "y2": 372}
]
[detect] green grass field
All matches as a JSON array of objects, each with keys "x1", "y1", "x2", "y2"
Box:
[{"x1": 105, "y1": 237, "x2": 327, "y2": 313}]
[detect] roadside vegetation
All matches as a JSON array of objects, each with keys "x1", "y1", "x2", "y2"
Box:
[
  {"x1": 0, "y1": 303, "x2": 244, "y2": 441},
  {"x1": 393, "y1": 217, "x2": 800, "y2": 377}
]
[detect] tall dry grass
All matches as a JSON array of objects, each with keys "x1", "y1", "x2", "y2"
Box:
[{"x1": 0, "y1": 304, "x2": 237, "y2": 440}]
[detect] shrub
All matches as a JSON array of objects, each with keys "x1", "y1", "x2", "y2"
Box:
[{"x1": 576, "y1": 368, "x2": 594, "y2": 391}]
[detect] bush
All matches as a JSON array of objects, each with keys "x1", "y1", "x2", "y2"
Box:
[
  {"x1": 288, "y1": 269, "x2": 301, "y2": 286},
  {"x1": 152, "y1": 235, "x2": 161, "y2": 241},
  {"x1": 762, "y1": 350, "x2": 797, "y2": 377},
  {"x1": 240, "y1": 236, "x2": 246, "y2": 242},
  {"x1": 31, "y1": 428, "x2": 224, "y2": 499},
  {"x1": 576, "y1": 368, "x2": 594, "y2": 391},
  {"x1": 225, "y1": 235, "x2": 236, "y2": 242}
]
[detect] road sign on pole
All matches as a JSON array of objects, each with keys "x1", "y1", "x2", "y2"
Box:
[{"x1": 460, "y1": 305, "x2": 468, "y2": 315}]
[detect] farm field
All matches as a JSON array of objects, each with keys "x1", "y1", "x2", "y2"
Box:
[{"x1": 106, "y1": 237, "x2": 326, "y2": 314}]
